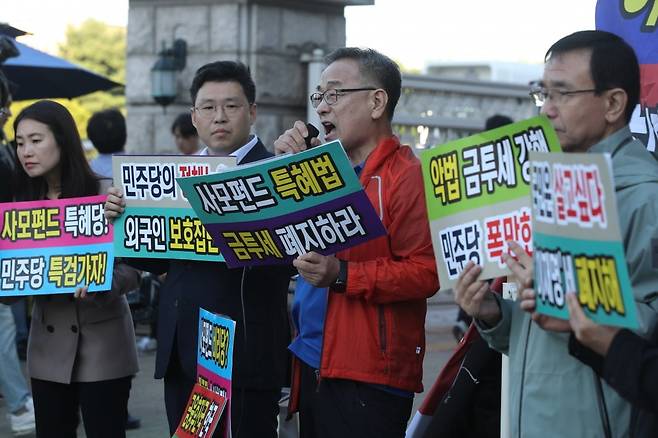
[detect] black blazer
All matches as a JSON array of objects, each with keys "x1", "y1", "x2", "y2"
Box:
[
  {"x1": 132, "y1": 140, "x2": 293, "y2": 390},
  {"x1": 0, "y1": 143, "x2": 15, "y2": 202}
]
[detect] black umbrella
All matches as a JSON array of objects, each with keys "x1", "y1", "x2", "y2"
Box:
[{"x1": 0, "y1": 37, "x2": 122, "y2": 101}]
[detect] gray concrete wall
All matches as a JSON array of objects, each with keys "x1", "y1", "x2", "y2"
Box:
[{"x1": 126, "y1": 0, "x2": 368, "y2": 154}]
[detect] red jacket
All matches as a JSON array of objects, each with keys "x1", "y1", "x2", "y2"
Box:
[{"x1": 289, "y1": 136, "x2": 439, "y2": 414}]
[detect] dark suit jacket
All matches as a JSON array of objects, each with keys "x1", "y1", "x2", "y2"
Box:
[
  {"x1": 0, "y1": 143, "x2": 15, "y2": 202},
  {"x1": 131, "y1": 141, "x2": 293, "y2": 390}
]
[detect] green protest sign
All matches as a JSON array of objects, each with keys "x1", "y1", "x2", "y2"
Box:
[
  {"x1": 112, "y1": 155, "x2": 236, "y2": 262},
  {"x1": 530, "y1": 151, "x2": 638, "y2": 329},
  {"x1": 421, "y1": 116, "x2": 561, "y2": 289}
]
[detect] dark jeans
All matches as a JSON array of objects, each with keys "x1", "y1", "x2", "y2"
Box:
[
  {"x1": 31, "y1": 376, "x2": 131, "y2": 438},
  {"x1": 164, "y1": 344, "x2": 279, "y2": 438},
  {"x1": 11, "y1": 300, "x2": 28, "y2": 344},
  {"x1": 298, "y1": 360, "x2": 322, "y2": 438},
  {"x1": 298, "y1": 361, "x2": 413, "y2": 438}
]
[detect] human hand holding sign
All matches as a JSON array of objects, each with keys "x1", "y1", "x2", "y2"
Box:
[
  {"x1": 566, "y1": 292, "x2": 619, "y2": 355},
  {"x1": 104, "y1": 186, "x2": 126, "y2": 222},
  {"x1": 74, "y1": 286, "x2": 90, "y2": 300},
  {"x1": 453, "y1": 261, "x2": 501, "y2": 327},
  {"x1": 503, "y1": 241, "x2": 571, "y2": 332},
  {"x1": 293, "y1": 251, "x2": 340, "y2": 288}
]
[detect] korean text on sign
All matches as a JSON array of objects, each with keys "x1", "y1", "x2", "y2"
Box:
[
  {"x1": 0, "y1": 195, "x2": 114, "y2": 296},
  {"x1": 178, "y1": 141, "x2": 387, "y2": 268},
  {"x1": 196, "y1": 309, "x2": 235, "y2": 438},
  {"x1": 421, "y1": 116, "x2": 562, "y2": 289},
  {"x1": 531, "y1": 151, "x2": 638, "y2": 329},
  {"x1": 112, "y1": 155, "x2": 236, "y2": 262}
]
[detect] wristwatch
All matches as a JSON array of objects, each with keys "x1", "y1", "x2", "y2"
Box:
[{"x1": 331, "y1": 260, "x2": 348, "y2": 293}]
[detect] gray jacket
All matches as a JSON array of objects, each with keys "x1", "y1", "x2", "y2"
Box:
[{"x1": 479, "y1": 126, "x2": 658, "y2": 438}]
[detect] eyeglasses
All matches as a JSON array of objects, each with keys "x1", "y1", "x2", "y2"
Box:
[
  {"x1": 192, "y1": 102, "x2": 246, "y2": 119},
  {"x1": 310, "y1": 87, "x2": 377, "y2": 108},
  {"x1": 529, "y1": 87, "x2": 601, "y2": 107}
]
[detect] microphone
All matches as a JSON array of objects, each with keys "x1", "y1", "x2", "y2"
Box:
[{"x1": 304, "y1": 123, "x2": 320, "y2": 149}]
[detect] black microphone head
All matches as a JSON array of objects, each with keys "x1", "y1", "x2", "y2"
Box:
[{"x1": 304, "y1": 123, "x2": 320, "y2": 148}]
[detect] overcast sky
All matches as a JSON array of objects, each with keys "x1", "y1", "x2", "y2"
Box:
[{"x1": 4, "y1": 0, "x2": 598, "y2": 69}]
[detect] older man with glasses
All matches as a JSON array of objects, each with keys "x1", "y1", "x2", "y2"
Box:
[
  {"x1": 275, "y1": 48, "x2": 438, "y2": 438},
  {"x1": 455, "y1": 30, "x2": 658, "y2": 438}
]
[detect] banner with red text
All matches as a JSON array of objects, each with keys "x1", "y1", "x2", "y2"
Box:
[
  {"x1": 530, "y1": 151, "x2": 638, "y2": 329},
  {"x1": 421, "y1": 116, "x2": 561, "y2": 290},
  {"x1": 0, "y1": 195, "x2": 114, "y2": 296}
]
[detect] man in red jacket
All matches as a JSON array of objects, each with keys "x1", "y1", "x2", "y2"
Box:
[{"x1": 274, "y1": 47, "x2": 439, "y2": 438}]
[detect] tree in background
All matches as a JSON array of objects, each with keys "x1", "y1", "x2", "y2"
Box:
[
  {"x1": 59, "y1": 18, "x2": 126, "y2": 119},
  {"x1": 4, "y1": 19, "x2": 125, "y2": 153}
]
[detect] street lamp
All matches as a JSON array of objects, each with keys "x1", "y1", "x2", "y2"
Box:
[{"x1": 151, "y1": 38, "x2": 187, "y2": 111}]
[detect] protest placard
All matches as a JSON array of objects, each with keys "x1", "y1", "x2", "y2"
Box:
[
  {"x1": 197, "y1": 308, "x2": 235, "y2": 438},
  {"x1": 420, "y1": 116, "x2": 562, "y2": 290},
  {"x1": 112, "y1": 155, "x2": 235, "y2": 261},
  {"x1": 0, "y1": 195, "x2": 114, "y2": 296},
  {"x1": 530, "y1": 151, "x2": 638, "y2": 329},
  {"x1": 596, "y1": 0, "x2": 658, "y2": 153},
  {"x1": 172, "y1": 383, "x2": 227, "y2": 438},
  {"x1": 176, "y1": 141, "x2": 387, "y2": 268}
]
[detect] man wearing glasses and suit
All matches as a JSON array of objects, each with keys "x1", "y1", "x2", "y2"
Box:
[{"x1": 105, "y1": 61, "x2": 293, "y2": 438}]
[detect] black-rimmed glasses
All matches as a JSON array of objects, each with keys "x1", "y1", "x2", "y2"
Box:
[
  {"x1": 529, "y1": 87, "x2": 601, "y2": 107},
  {"x1": 310, "y1": 87, "x2": 377, "y2": 108},
  {"x1": 191, "y1": 103, "x2": 246, "y2": 119}
]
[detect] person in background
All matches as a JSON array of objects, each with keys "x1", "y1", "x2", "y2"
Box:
[
  {"x1": 566, "y1": 291, "x2": 658, "y2": 437},
  {"x1": 0, "y1": 73, "x2": 30, "y2": 362},
  {"x1": 452, "y1": 114, "x2": 513, "y2": 343},
  {"x1": 0, "y1": 70, "x2": 15, "y2": 200},
  {"x1": 87, "y1": 109, "x2": 126, "y2": 178},
  {"x1": 10, "y1": 100, "x2": 139, "y2": 438},
  {"x1": 85, "y1": 107, "x2": 141, "y2": 431},
  {"x1": 171, "y1": 112, "x2": 200, "y2": 155},
  {"x1": 0, "y1": 69, "x2": 36, "y2": 436},
  {"x1": 425, "y1": 115, "x2": 512, "y2": 438},
  {"x1": 484, "y1": 114, "x2": 513, "y2": 131}
]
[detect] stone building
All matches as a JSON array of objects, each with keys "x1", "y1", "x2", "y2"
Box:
[
  {"x1": 394, "y1": 74, "x2": 537, "y2": 150},
  {"x1": 126, "y1": 0, "x2": 537, "y2": 154},
  {"x1": 126, "y1": 0, "x2": 371, "y2": 153}
]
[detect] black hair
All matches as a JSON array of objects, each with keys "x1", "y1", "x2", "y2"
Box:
[
  {"x1": 545, "y1": 30, "x2": 639, "y2": 123},
  {"x1": 171, "y1": 112, "x2": 198, "y2": 138},
  {"x1": 189, "y1": 61, "x2": 256, "y2": 105},
  {"x1": 324, "y1": 47, "x2": 401, "y2": 121},
  {"x1": 485, "y1": 114, "x2": 513, "y2": 130},
  {"x1": 86, "y1": 109, "x2": 126, "y2": 154},
  {"x1": 0, "y1": 70, "x2": 9, "y2": 108},
  {"x1": 13, "y1": 100, "x2": 99, "y2": 200}
]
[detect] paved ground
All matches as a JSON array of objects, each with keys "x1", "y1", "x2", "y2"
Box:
[{"x1": 0, "y1": 298, "x2": 459, "y2": 437}]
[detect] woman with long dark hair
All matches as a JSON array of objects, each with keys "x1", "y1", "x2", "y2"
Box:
[{"x1": 11, "y1": 100, "x2": 139, "y2": 438}]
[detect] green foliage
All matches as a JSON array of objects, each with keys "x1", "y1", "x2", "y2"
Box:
[
  {"x1": 59, "y1": 19, "x2": 125, "y2": 84},
  {"x1": 3, "y1": 19, "x2": 127, "y2": 143},
  {"x1": 394, "y1": 58, "x2": 421, "y2": 75},
  {"x1": 59, "y1": 19, "x2": 127, "y2": 139}
]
